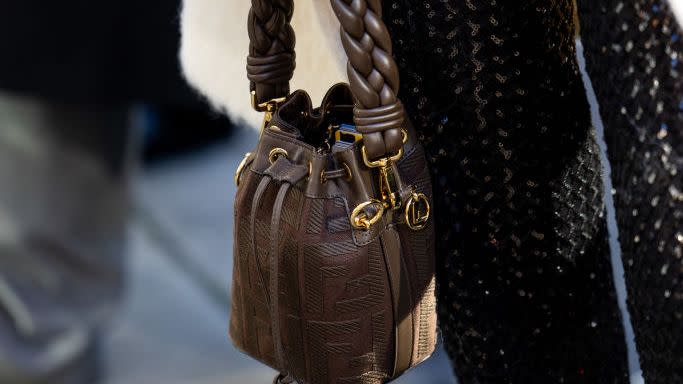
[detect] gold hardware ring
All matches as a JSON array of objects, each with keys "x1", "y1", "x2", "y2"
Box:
[
  {"x1": 268, "y1": 148, "x2": 289, "y2": 164},
  {"x1": 234, "y1": 152, "x2": 252, "y2": 186},
  {"x1": 350, "y1": 200, "x2": 385, "y2": 230}
]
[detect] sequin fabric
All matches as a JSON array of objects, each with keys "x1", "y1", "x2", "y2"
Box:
[
  {"x1": 384, "y1": 0, "x2": 632, "y2": 382},
  {"x1": 577, "y1": 1, "x2": 682, "y2": 382}
]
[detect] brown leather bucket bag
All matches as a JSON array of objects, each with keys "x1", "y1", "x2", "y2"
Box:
[{"x1": 230, "y1": 1, "x2": 437, "y2": 383}]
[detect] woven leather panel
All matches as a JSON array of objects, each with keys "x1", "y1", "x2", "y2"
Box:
[{"x1": 396, "y1": 143, "x2": 437, "y2": 365}]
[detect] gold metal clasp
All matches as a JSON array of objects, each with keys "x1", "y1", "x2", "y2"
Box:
[
  {"x1": 251, "y1": 91, "x2": 287, "y2": 129},
  {"x1": 404, "y1": 192, "x2": 430, "y2": 230},
  {"x1": 350, "y1": 200, "x2": 385, "y2": 230},
  {"x1": 377, "y1": 165, "x2": 401, "y2": 210},
  {"x1": 360, "y1": 129, "x2": 409, "y2": 211}
]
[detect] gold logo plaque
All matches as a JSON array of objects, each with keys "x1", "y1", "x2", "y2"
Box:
[{"x1": 405, "y1": 192, "x2": 430, "y2": 230}]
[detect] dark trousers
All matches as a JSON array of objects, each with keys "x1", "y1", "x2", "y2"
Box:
[{"x1": 0, "y1": 92, "x2": 134, "y2": 383}]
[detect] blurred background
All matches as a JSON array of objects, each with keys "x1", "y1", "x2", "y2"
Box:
[{"x1": 0, "y1": 2, "x2": 453, "y2": 383}]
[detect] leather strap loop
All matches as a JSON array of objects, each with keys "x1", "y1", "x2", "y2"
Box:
[
  {"x1": 354, "y1": 102, "x2": 405, "y2": 134},
  {"x1": 379, "y1": 225, "x2": 415, "y2": 377},
  {"x1": 247, "y1": 53, "x2": 296, "y2": 85},
  {"x1": 269, "y1": 183, "x2": 291, "y2": 371},
  {"x1": 247, "y1": 0, "x2": 407, "y2": 160}
]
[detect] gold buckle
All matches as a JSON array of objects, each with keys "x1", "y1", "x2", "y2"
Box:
[
  {"x1": 251, "y1": 91, "x2": 287, "y2": 129},
  {"x1": 350, "y1": 200, "x2": 385, "y2": 230},
  {"x1": 404, "y1": 192, "x2": 430, "y2": 230}
]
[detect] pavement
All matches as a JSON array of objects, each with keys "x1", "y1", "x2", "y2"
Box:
[{"x1": 104, "y1": 126, "x2": 457, "y2": 384}]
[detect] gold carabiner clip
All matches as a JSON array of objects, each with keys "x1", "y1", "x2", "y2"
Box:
[
  {"x1": 251, "y1": 91, "x2": 287, "y2": 130},
  {"x1": 360, "y1": 129, "x2": 409, "y2": 211}
]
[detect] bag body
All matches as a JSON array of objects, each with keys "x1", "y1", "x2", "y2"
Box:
[
  {"x1": 230, "y1": 1, "x2": 437, "y2": 383},
  {"x1": 231, "y1": 87, "x2": 436, "y2": 383}
]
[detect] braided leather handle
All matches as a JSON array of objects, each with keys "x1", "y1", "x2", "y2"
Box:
[
  {"x1": 247, "y1": 0, "x2": 296, "y2": 105},
  {"x1": 247, "y1": 0, "x2": 405, "y2": 160}
]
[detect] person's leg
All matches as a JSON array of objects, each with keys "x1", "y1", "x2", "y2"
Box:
[
  {"x1": 576, "y1": 1, "x2": 683, "y2": 382},
  {"x1": 385, "y1": 0, "x2": 630, "y2": 382},
  {"x1": 0, "y1": 92, "x2": 134, "y2": 383}
]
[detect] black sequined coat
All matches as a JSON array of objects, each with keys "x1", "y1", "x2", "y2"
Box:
[{"x1": 382, "y1": 0, "x2": 682, "y2": 383}]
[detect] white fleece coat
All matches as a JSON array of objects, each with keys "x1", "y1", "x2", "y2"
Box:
[
  {"x1": 179, "y1": 1, "x2": 683, "y2": 129},
  {"x1": 180, "y1": 0, "x2": 345, "y2": 129}
]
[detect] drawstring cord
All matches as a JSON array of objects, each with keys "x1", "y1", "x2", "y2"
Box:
[{"x1": 249, "y1": 174, "x2": 294, "y2": 378}]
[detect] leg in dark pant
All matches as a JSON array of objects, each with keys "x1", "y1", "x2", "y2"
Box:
[
  {"x1": 577, "y1": 1, "x2": 683, "y2": 382},
  {"x1": 385, "y1": 1, "x2": 630, "y2": 382},
  {"x1": 0, "y1": 92, "x2": 135, "y2": 383}
]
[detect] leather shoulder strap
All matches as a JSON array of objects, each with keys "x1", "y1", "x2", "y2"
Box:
[
  {"x1": 247, "y1": 0, "x2": 405, "y2": 160},
  {"x1": 247, "y1": 0, "x2": 296, "y2": 105},
  {"x1": 331, "y1": 0, "x2": 404, "y2": 160}
]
